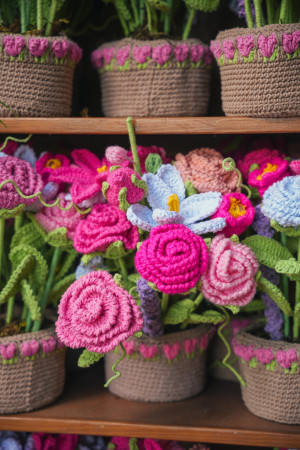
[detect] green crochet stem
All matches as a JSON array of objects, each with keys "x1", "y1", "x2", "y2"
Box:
[
  {"x1": 20, "y1": 0, "x2": 27, "y2": 33},
  {"x1": 182, "y1": 9, "x2": 195, "y2": 41},
  {"x1": 118, "y1": 257, "x2": 128, "y2": 281},
  {"x1": 45, "y1": 0, "x2": 58, "y2": 36},
  {"x1": 161, "y1": 293, "x2": 169, "y2": 316},
  {"x1": 279, "y1": 0, "x2": 288, "y2": 24},
  {"x1": 280, "y1": 232, "x2": 290, "y2": 338},
  {"x1": 266, "y1": 0, "x2": 274, "y2": 24},
  {"x1": 0, "y1": 218, "x2": 5, "y2": 294},
  {"x1": 253, "y1": 0, "x2": 264, "y2": 27},
  {"x1": 0, "y1": 134, "x2": 32, "y2": 153},
  {"x1": 37, "y1": 0, "x2": 43, "y2": 31},
  {"x1": 104, "y1": 342, "x2": 126, "y2": 387},
  {"x1": 144, "y1": 0, "x2": 153, "y2": 33},
  {"x1": 244, "y1": 0, "x2": 254, "y2": 27},
  {"x1": 164, "y1": 0, "x2": 172, "y2": 35},
  {"x1": 293, "y1": 238, "x2": 300, "y2": 340},
  {"x1": 194, "y1": 292, "x2": 204, "y2": 309},
  {"x1": 217, "y1": 306, "x2": 246, "y2": 386},
  {"x1": 126, "y1": 117, "x2": 141, "y2": 176},
  {"x1": 131, "y1": 0, "x2": 139, "y2": 27},
  {"x1": 222, "y1": 157, "x2": 242, "y2": 189}
]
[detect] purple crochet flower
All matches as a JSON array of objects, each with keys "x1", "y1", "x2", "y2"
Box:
[
  {"x1": 261, "y1": 265, "x2": 283, "y2": 341},
  {"x1": 230, "y1": 0, "x2": 255, "y2": 26},
  {"x1": 3, "y1": 36, "x2": 25, "y2": 57},
  {"x1": 252, "y1": 204, "x2": 275, "y2": 239},
  {"x1": 28, "y1": 38, "x2": 49, "y2": 58},
  {"x1": 52, "y1": 39, "x2": 69, "y2": 59},
  {"x1": 137, "y1": 278, "x2": 163, "y2": 337}
]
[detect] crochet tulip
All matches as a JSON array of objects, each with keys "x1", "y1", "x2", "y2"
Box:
[
  {"x1": 135, "y1": 224, "x2": 208, "y2": 294},
  {"x1": 36, "y1": 152, "x2": 70, "y2": 183},
  {"x1": 105, "y1": 146, "x2": 130, "y2": 165},
  {"x1": 201, "y1": 234, "x2": 259, "y2": 307},
  {"x1": 56, "y1": 271, "x2": 143, "y2": 353},
  {"x1": 237, "y1": 148, "x2": 284, "y2": 181},
  {"x1": 290, "y1": 159, "x2": 300, "y2": 175},
  {"x1": 248, "y1": 157, "x2": 290, "y2": 197},
  {"x1": 103, "y1": 167, "x2": 146, "y2": 209}
]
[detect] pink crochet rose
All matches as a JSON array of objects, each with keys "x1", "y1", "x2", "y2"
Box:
[
  {"x1": 204, "y1": 48, "x2": 213, "y2": 65},
  {"x1": 123, "y1": 340, "x2": 135, "y2": 355},
  {"x1": 190, "y1": 44, "x2": 204, "y2": 63},
  {"x1": 152, "y1": 44, "x2": 172, "y2": 65},
  {"x1": 117, "y1": 45, "x2": 130, "y2": 66},
  {"x1": 163, "y1": 342, "x2": 180, "y2": 361},
  {"x1": 133, "y1": 45, "x2": 151, "y2": 64},
  {"x1": 276, "y1": 349, "x2": 298, "y2": 369},
  {"x1": 105, "y1": 168, "x2": 146, "y2": 207},
  {"x1": 52, "y1": 39, "x2": 70, "y2": 59},
  {"x1": 74, "y1": 203, "x2": 139, "y2": 253},
  {"x1": 223, "y1": 38, "x2": 235, "y2": 59},
  {"x1": 248, "y1": 157, "x2": 290, "y2": 197},
  {"x1": 255, "y1": 347, "x2": 274, "y2": 365},
  {"x1": 91, "y1": 49, "x2": 104, "y2": 68},
  {"x1": 56, "y1": 270, "x2": 143, "y2": 353},
  {"x1": 201, "y1": 234, "x2": 259, "y2": 307},
  {"x1": 282, "y1": 31, "x2": 300, "y2": 54},
  {"x1": 21, "y1": 340, "x2": 39, "y2": 358},
  {"x1": 128, "y1": 145, "x2": 172, "y2": 173},
  {"x1": 0, "y1": 342, "x2": 16, "y2": 360},
  {"x1": 3, "y1": 36, "x2": 25, "y2": 57},
  {"x1": 28, "y1": 38, "x2": 49, "y2": 58},
  {"x1": 139, "y1": 343, "x2": 158, "y2": 359},
  {"x1": 70, "y1": 43, "x2": 82, "y2": 63},
  {"x1": 41, "y1": 337, "x2": 56, "y2": 354},
  {"x1": 102, "y1": 47, "x2": 114, "y2": 64},
  {"x1": 135, "y1": 224, "x2": 208, "y2": 294},
  {"x1": 258, "y1": 33, "x2": 277, "y2": 58},
  {"x1": 184, "y1": 338, "x2": 198, "y2": 355},
  {"x1": 210, "y1": 41, "x2": 222, "y2": 60},
  {"x1": 236, "y1": 35, "x2": 255, "y2": 57},
  {"x1": 35, "y1": 193, "x2": 83, "y2": 240},
  {"x1": 211, "y1": 193, "x2": 255, "y2": 237},
  {"x1": 237, "y1": 148, "x2": 284, "y2": 180},
  {"x1": 174, "y1": 44, "x2": 189, "y2": 63},
  {"x1": 36, "y1": 152, "x2": 70, "y2": 183}
]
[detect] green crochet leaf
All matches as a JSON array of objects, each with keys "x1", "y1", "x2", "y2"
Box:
[
  {"x1": 294, "y1": 302, "x2": 300, "y2": 318},
  {"x1": 81, "y1": 252, "x2": 102, "y2": 265},
  {"x1": 0, "y1": 255, "x2": 34, "y2": 304},
  {"x1": 188, "y1": 310, "x2": 225, "y2": 324},
  {"x1": 78, "y1": 349, "x2": 104, "y2": 368},
  {"x1": 49, "y1": 273, "x2": 76, "y2": 304},
  {"x1": 129, "y1": 286, "x2": 140, "y2": 305},
  {"x1": 226, "y1": 305, "x2": 240, "y2": 314},
  {"x1": 113, "y1": 273, "x2": 124, "y2": 288},
  {"x1": 127, "y1": 273, "x2": 141, "y2": 284},
  {"x1": 129, "y1": 438, "x2": 139, "y2": 450},
  {"x1": 258, "y1": 276, "x2": 293, "y2": 317},
  {"x1": 100, "y1": 241, "x2": 130, "y2": 259},
  {"x1": 0, "y1": 203, "x2": 25, "y2": 219},
  {"x1": 145, "y1": 154, "x2": 162, "y2": 174},
  {"x1": 20, "y1": 279, "x2": 41, "y2": 321},
  {"x1": 185, "y1": 181, "x2": 198, "y2": 197},
  {"x1": 131, "y1": 175, "x2": 148, "y2": 197},
  {"x1": 54, "y1": 249, "x2": 77, "y2": 283},
  {"x1": 118, "y1": 187, "x2": 130, "y2": 212},
  {"x1": 183, "y1": 0, "x2": 220, "y2": 11},
  {"x1": 242, "y1": 235, "x2": 293, "y2": 269},
  {"x1": 163, "y1": 299, "x2": 195, "y2": 325},
  {"x1": 241, "y1": 299, "x2": 265, "y2": 313},
  {"x1": 47, "y1": 227, "x2": 73, "y2": 249},
  {"x1": 270, "y1": 220, "x2": 300, "y2": 237},
  {"x1": 146, "y1": 0, "x2": 170, "y2": 11},
  {"x1": 102, "y1": 181, "x2": 109, "y2": 199},
  {"x1": 11, "y1": 222, "x2": 45, "y2": 250},
  {"x1": 275, "y1": 258, "x2": 300, "y2": 281}
]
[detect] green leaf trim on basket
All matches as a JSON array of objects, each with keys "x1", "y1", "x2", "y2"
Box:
[
  {"x1": 20, "y1": 279, "x2": 41, "y2": 321},
  {"x1": 270, "y1": 219, "x2": 300, "y2": 237},
  {"x1": 275, "y1": 258, "x2": 300, "y2": 281},
  {"x1": 242, "y1": 235, "x2": 293, "y2": 268},
  {"x1": 258, "y1": 275, "x2": 293, "y2": 317},
  {"x1": 163, "y1": 299, "x2": 195, "y2": 325},
  {"x1": 78, "y1": 349, "x2": 104, "y2": 368}
]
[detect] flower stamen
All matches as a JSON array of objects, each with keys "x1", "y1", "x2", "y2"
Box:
[
  {"x1": 168, "y1": 194, "x2": 180, "y2": 213},
  {"x1": 229, "y1": 197, "x2": 246, "y2": 218},
  {"x1": 97, "y1": 165, "x2": 108, "y2": 174},
  {"x1": 45, "y1": 158, "x2": 62, "y2": 170},
  {"x1": 256, "y1": 163, "x2": 278, "y2": 181}
]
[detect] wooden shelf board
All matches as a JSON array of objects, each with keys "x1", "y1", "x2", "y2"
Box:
[
  {"x1": 0, "y1": 117, "x2": 299, "y2": 134},
  {"x1": 0, "y1": 368, "x2": 299, "y2": 448}
]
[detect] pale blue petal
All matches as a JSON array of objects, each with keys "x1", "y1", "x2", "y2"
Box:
[
  {"x1": 153, "y1": 208, "x2": 184, "y2": 225},
  {"x1": 0, "y1": 152, "x2": 6, "y2": 158},
  {"x1": 188, "y1": 217, "x2": 226, "y2": 235},
  {"x1": 181, "y1": 192, "x2": 223, "y2": 225},
  {"x1": 156, "y1": 164, "x2": 185, "y2": 202},
  {"x1": 14, "y1": 145, "x2": 37, "y2": 168},
  {"x1": 127, "y1": 204, "x2": 156, "y2": 231},
  {"x1": 142, "y1": 172, "x2": 171, "y2": 210}
]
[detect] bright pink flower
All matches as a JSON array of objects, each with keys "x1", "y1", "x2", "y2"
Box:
[
  {"x1": 21, "y1": 340, "x2": 39, "y2": 358},
  {"x1": 237, "y1": 148, "x2": 284, "y2": 180},
  {"x1": 52, "y1": 39, "x2": 69, "y2": 59},
  {"x1": 276, "y1": 349, "x2": 298, "y2": 369},
  {"x1": 190, "y1": 45, "x2": 204, "y2": 63},
  {"x1": 128, "y1": 145, "x2": 172, "y2": 174},
  {"x1": 28, "y1": 38, "x2": 49, "y2": 57},
  {"x1": 139, "y1": 344, "x2": 158, "y2": 359},
  {"x1": 201, "y1": 234, "x2": 259, "y2": 307},
  {"x1": 102, "y1": 47, "x2": 114, "y2": 64},
  {"x1": 56, "y1": 270, "x2": 143, "y2": 353},
  {"x1": 36, "y1": 152, "x2": 70, "y2": 183},
  {"x1": 199, "y1": 334, "x2": 209, "y2": 351},
  {"x1": 184, "y1": 338, "x2": 198, "y2": 355},
  {"x1": 204, "y1": 48, "x2": 213, "y2": 65},
  {"x1": 210, "y1": 40, "x2": 222, "y2": 59},
  {"x1": 290, "y1": 160, "x2": 300, "y2": 175},
  {"x1": 258, "y1": 33, "x2": 277, "y2": 58},
  {"x1": 42, "y1": 337, "x2": 56, "y2": 354},
  {"x1": 163, "y1": 342, "x2": 180, "y2": 361},
  {"x1": 282, "y1": 31, "x2": 300, "y2": 54},
  {"x1": 3, "y1": 36, "x2": 25, "y2": 57},
  {"x1": 0, "y1": 342, "x2": 16, "y2": 360},
  {"x1": 74, "y1": 203, "x2": 139, "y2": 253},
  {"x1": 174, "y1": 44, "x2": 189, "y2": 63},
  {"x1": 248, "y1": 157, "x2": 290, "y2": 197},
  {"x1": 70, "y1": 43, "x2": 82, "y2": 62},
  {"x1": 144, "y1": 439, "x2": 163, "y2": 450},
  {"x1": 33, "y1": 433, "x2": 78, "y2": 450},
  {"x1": 0, "y1": 140, "x2": 18, "y2": 155},
  {"x1": 236, "y1": 35, "x2": 255, "y2": 57},
  {"x1": 211, "y1": 193, "x2": 255, "y2": 237},
  {"x1": 255, "y1": 347, "x2": 274, "y2": 364},
  {"x1": 223, "y1": 38, "x2": 235, "y2": 59},
  {"x1": 91, "y1": 49, "x2": 104, "y2": 68},
  {"x1": 105, "y1": 168, "x2": 145, "y2": 207},
  {"x1": 133, "y1": 45, "x2": 151, "y2": 64},
  {"x1": 123, "y1": 340, "x2": 135, "y2": 355},
  {"x1": 152, "y1": 44, "x2": 172, "y2": 65},
  {"x1": 110, "y1": 437, "x2": 131, "y2": 450},
  {"x1": 117, "y1": 45, "x2": 130, "y2": 66}
]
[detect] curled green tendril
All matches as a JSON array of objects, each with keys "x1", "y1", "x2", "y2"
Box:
[
  {"x1": 0, "y1": 134, "x2": 32, "y2": 152},
  {"x1": 222, "y1": 157, "x2": 242, "y2": 189},
  {"x1": 0, "y1": 180, "x2": 91, "y2": 215},
  {"x1": 241, "y1": 183, "x2": 252, "y2": 199},
  {"x1": 104, "y1": 342, "x2": 126, "y2": 388}
]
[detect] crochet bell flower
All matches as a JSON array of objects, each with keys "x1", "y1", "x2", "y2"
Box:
[
  {"x1": 55, "y1": 270, "x2": 143, "y2": 353},
  {"x1": 74, "y1": 203, "x2": 139, "y2": 254},
  {"x1": 261, "y1": 175, "x2": 300, "y2": 228},
  {"x1": 201, "y1": 234, "x2": 259, "y2": 307},
  {"x1": 211, "y1": 193, "x2": 255, "y2": 237},
  {"x1": 248, "y1": 157, "x2": 290, "y2": 197},
  {"x1": 135, "y1": 223, "x2": 208, "y2": 294},
  {"x1": 127, "y1": 164, "x2": 226, "y2": 235},
  {"x1": 237, "y1": 148, "x2": 284, "y2": 181},
  {"x1": 36, "y1": 152, "x2": 70, "y2": 183}
]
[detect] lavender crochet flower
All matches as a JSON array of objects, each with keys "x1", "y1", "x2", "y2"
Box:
[
  {"x1": 14, "y1": 145, "x2": 37, "y2": 168},
  {"x1": 252, "y1": 204, "x2": 275, "y2": 238},
  {"x1": 137, "y1": 278, "x2": 163, "y2": 337},
  {"x1": 229, "y1": 0, "x2": 255, "y2": 25},
  {"x1": 260, "y1": 265, "x2": 283, "y2": 341}
]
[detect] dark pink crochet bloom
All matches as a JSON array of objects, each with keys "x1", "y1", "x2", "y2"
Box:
[
  {"x1": 105, "y1": 168, "x2": 145, "y2": 207},
  {"x1": 0, "y1": 156, "x2": 43, "y2": 209},
  {"x1": 248, "y1": 157, "x2": 290, "y2": 197},
  {"x1": 128, "y1": 145, "x2": 172, "y2": 174},
  {"x1": 36, "y1": 152, "x2": 70, "y2": 183},
  {"x1": 237, "y1": 148, "x2": 284, "y2": 181},
  {"x1": 135, "y1": 224, "x2": 208, "y2": 294},
  {"x1": 56, "y1": 270, "x2": 143, "y2": 353},
  {"x1": 74, "y1": 203, "x2": 139, "y2": 253}
]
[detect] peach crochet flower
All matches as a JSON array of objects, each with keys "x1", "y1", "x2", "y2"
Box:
[
  {"x1": 174, "y1": 148, "x2": 240, "y2": 194},
  {"x1": 55, "y1": 271, "x2": 143, "y2": 353},
  {"x1": 201, "y1": 234, "x2": 259, "y2": 307}
]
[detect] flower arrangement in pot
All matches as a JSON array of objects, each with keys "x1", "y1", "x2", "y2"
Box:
[
  {"x1": 91, "y1": 1, "x2": 218, "y2": 117},
  {"x1": 210, "y1": 1, "x2": 300, "y2": 117},
  {"x1": 0, "y1": 1, "x2": 82, "y2": 117}
]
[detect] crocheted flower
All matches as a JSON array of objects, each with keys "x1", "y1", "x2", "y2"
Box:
[
  {"x1": 28, "y1": 38, "x2": 49, "y2": 58},
  {"x1": 135, "y1": 224, "x2": 208, "y2": 294},
  {"x1": 152, "y1": 44, "x2": 172, "y2": 65},
  {"x1": 0, "y1": 140, "x2": 18, "y2": 155},
  {"x1": 290, "y1": 159, "x2": 300, "y2": 175},
  {"x1": 127, "y1": 164, "x2": 225, "y2": 235},
  {"x1": 0, "y1": 156, "x2": 43, "y2": 210},
  {"x1": 211, "y1": 193, "x2": 255, "y2": 237},
  {"x1": 133, "y1": 45, "x2": 152, "y2": 64},
  {"x1": 0, "y1": 343, "x2": 16, "y2": 360},
  {"x1": 33, "y1": 433, "x2": 78, "y2": 450},
  {"x1": 236, "y1": 35, "x2": 255, "y2": 57},
  {"x1": 237, "y1": 148, "x2": 284, "y2": 180},
  {"x1": 252, "y1": 204, "x2": 275, "y2": 238},
  {"x1": 248, "y1": 157, "x2": 290, "y2": 197},
  {"x1": 91, "y1": 49, "x2": 104, "y2": 68},
  {"x1": 201, "y1": 234, "x2": 259, "y2": 307},
  {"x1": 258, "y1": 33, "x2": 277, "y2": 58},
  {"x1": 255, "y1": 347, "x2": 274, "y2": 365},
  {"x1": 261, "y1": 176, "x2": 300, "y2": 228},
  {"x1": 137, "y1": 278, "x2": 163, "y2": 337},
  {"x1": 75, "y1": 255, "x2": 106, "y2": 280},
  {"x1": 3, "y1": 36, "x2": 25, "y2": 57},
  {"x1": 210, "y1": 41, "x2": 222, "y2": 59},
  {"x1": 36, "y1": 152, "x2": 70, "y2": 183},
  {"x1": 275, "y1": 349, "x2": 298, "y2": 369},
  {"x1": 282, "y1": 31, "x2": 300, "y2": 54},
  {"x1": 70, "y1": 43, "x2": 82, "y2": 63},
  {"x1": 174, "y1": 148, "x2": 240, "y2": 194},
  {"x1": 103, "y1": 168, "x2": 146, "y2": 208},
  {"x1": 190, "y1": 44, "x2": 204, "y2": 63},
  {"x1": 128, "y1": 145, "x2": 172, "y2": 174},
  {"x1": 174, "y1": 44, "x2": 189, "y2": 63},
  {"x1": 116, "y1": 45, "x2": 130, "y2": 66},
  {"x1": 74, "y1": 203, "x2": 139, "y2": 254},
  {"x1": 52, "y1": 39, "x2": 69, "y2": 59},
  {"x1": 35, "y1": 193, "x2": 83, "y2": 240},
  {"x1": 56, "y1": 271, "x2": 143, "y2": 353},
  {"x1": 223, "y1": 38, "x2": 235, "y2": 59}
]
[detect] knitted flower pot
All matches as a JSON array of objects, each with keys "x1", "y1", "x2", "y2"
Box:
[
  {"x1": 105, "y1": 325, "x2": 213, "y2": 402},
  {"x1": 0, "y1": 326, "x2": 65, "y2": 414},
  {"x1": 233, "y1": 328, "x2": 300, "y2": 424},
  {"x1": 211, "y1": 24, "x2": 300, "y2": 117},
  {"x1": 92, "y1": 38, "x2": 212, "y2": 117},
  {"x1": 0, "y1": 34, "x2": 82, "y2": 117}
]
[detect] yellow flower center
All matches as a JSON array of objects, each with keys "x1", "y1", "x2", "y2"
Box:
[
  {"x1": 256, "y1": 163, "x2": 278, "y2": 181},
  {"x1": 229, "y1": 197, "x2": 246, "y2": 218},
  {"x1": 45, "y1": 158, "x2": 62, "y2": 170},
  {"x1": 168, "y1": 194, "x2": 180, "y2": 213},
  {"x1": 97, "y1": 165, "x2": 108, "y2": 174}
]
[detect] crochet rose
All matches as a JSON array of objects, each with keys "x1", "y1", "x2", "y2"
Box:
[
  {"x1": 56, "y1": 271, "x2": 143, "y2": 353},
  {"x1": 36, "y1": 152, "x2": 70, "y2": 183},
  {"x1": 211, "y1": 193, "x2": 255, "y2": 237},
  {"x1": 104, "y1": 168, "x2": 146, "y2": 207},
  {"x1": 237, "y1": 148, "x2": 284, "y2": 181},
  {"x1": 248, "y1": 157, "x2": 290, "y2": 197},
  {"x1": 174, "y1": 148, "x2": 240, "y2": 194},
  {"x1": 0, "y1": 156, "x2": 43, "y2": 210},
  {"x1": 74, "y1": 203, "x2": 139, "y2": 253},
  {"x1": 201, "y1": 234, "x2": 259, "y2": 307},
  {"x1": 135, "y1": 223, "x2": 208, "y2": 294},
  {"x1": 35, "y1": 193, "x2": 83, "y2": 240}
]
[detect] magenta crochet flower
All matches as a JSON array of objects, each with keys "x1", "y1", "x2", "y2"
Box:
[
  {"x1": 276, "y1": 349, "x2": 298, "y2": 369},
  {"x1": 201, "y1": 234, "x2": 259, "y2": 307},
  {"x1": 152, "y1": 44, "x2": 172, "y2": 65},
  {"x1": 133, "y1": 45, "x2": 151, "y2": 64},
  {"x1": 174, "y1": 44, "x2": 189, "y2": 63},
  {"x1": 35, "y1": 193, "x2": 83, "y2": 240},
  {"x1": 28, "y1": 38, "x2": 49, "y2": 58},
  {"x1": 236, "y1": 35, "x2": 255, "y2": 57},
  {"x1": 3, "y1": 36, "x2": 25, "y2": 57},
  {"x1": 258, "y1": 33, "x2": 277, "y2": 58},
  {"x1": 282, "y1": 31, "x2": 300, "y2": 54},
  {"x1": 237, "y1": 148, "x2": 284, "y2": 181},
  {"x1": 223, "y1": 38, "x2": 235, "y2": 59},
  {"x1": 36, "y1": 152, "x2": 70, "y2": 183},
  {"x1": 290, "y1": 160, "x2": 300, "y2": 175},
  {"x1": 0, "y1": 140, "x2": 18, "y2": 155},
  {"x1": 104, "y1": 168, "x2": 146, "y2": 207},
  {"x1": 135, "y1": 224, "x2": 208, "y2": 294},
  {"x1": 91, "y1": 49, "x2": 104, "y2": 68},
  {"x1": 211, "y1": 193, "x2": 255, "y2": 237},
  {"x1": 56, "y1": 270, "x2": 143, "y2": 353},
  {"x1": 74, "y1": 203, "x2": 139, "y2": 254},
  {"x1": 248, "y1": 157, "x2": 290, "y2": 197},
  {"x1": 70, "y1": 43, "x2": 82, "y2": 63},
  {"x1": 190, "y1": 44, "x2": 204, "y2": 63},
  {"x1": 255, "y1": 347, "x2": 274, "y2": 365},
  {"x1": 128, "y1": 145, "x2": 172, "y2": 174},
  {"x1": 0, "y1": 342, "x2": 16, "y2": 360},
  {"x1": 52, "y1": 39, "x2": 69, "y2": 59},
  {"x1": 0, "y1": 156, "x2": 43, "y2": 210}
]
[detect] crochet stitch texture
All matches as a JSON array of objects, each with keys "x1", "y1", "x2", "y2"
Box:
[
  {"x1": 105, "y1": 168, "x2": 145, "y2": 206},
  {"x1": 248, "y1": 157, "x2": 290, "y2": 197},
  {"x1": 137, "y1": 278, "x2": 163, "y2": 337},
  {"x1": 237, "y1": 148, "x2": 284, "y2": 180}
]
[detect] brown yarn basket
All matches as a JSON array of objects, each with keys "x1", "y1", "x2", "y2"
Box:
[
  {"x1": 236, "y1": 329, "x2": 300, "y2": 424},
  {"x1": 0, "y1": 326, "x2": 65, "y2": 414},
  {"x1": 98, "y1": 38, "x2": 211, "y2": 117},
  {"x1": 214, "y1": 24, "x2": 300, "y2": 118},
  {"x1": 105, "y1": 325, "x2": 212, "y2": 402},
  {"x1": 0, "y1": 34, "x2": 77, "y2": 117}
]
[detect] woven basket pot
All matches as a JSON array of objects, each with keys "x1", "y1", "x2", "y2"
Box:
[
  {"x1": 212, "y1": 24, "x2": 300, "y2": 117},
  {"x1": 234, "y1": 329, "x2": 300, "y2": 424},
  {"x1": 0, "y1": 326, "x2": 65, "y2": 414},
  {"x1": 0, "y1": 34, "x2": 82, "y2": 117},
  {"x1": 105, "y1": 324, "x2": 213, "y2": 402},
  {"x1": 93, "y1": 38, "x2": 212, "y2": 117}
]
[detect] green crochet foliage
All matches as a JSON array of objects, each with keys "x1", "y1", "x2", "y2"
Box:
[
  {"x1": 131, "y1": 174, "x2": 148, "y2": 197},
  {"x1": 242, "y1": 235, "x2": 293, "y2": 269},
  {"x1": 226, "y1": 305, "x2": 240, "y2": 314},
  {"x1": 188, "y1": 310, "x2": 225, "y2": 324},
  {"x1": 127, "y1": 273, "x2": 141, "y2": 283},
  {"x1": 0, "y1": 204, "x2": 25, "y2": 220},
  {"x1": 147, "y1": 0, "x2": 170, "y2": 11},
  {"x1": 258, "y1": 275, "x2": 293, "y2": 317},
  {"x1": 294, "y1": 302, "x2": 300, "y2": 318},
  {"x1": 49, "y1": 273, "x2": 76, "y2": 304},
  {"x1": 163, "y1": 299, "x2": 195, "y2": 324},
  {"x1": 183, "y1": 0, "x2": 220, "y2": 11},
  {"x1": 54, "y1": 249, "x2": 77, "y2": 283},
  {"x1": 11, "y1": 222, "x2": 45, "y2": 249},
  {"x1": 118, "y1": 187, "x2": 131, "y2": 212},
  {"x1": 0, "y1": 254, "x2": 34, "y2": 304},
  {"x1": 270, "y1": 220, "x2": 300, "y2": 237},
  {"x1": 102, "y1": 241, "x2": 131, "y2": 259},
  {"x1": 20, "y1": 279, "x2": 41, "y2": 321},
  {"x1": 275, "y1": 258, "x2": 300, "y2": 281},
  {"x1": 102, "y1": 181, "x2": 109, "y2": 199},
  {"x1": 185, "y1": 180, "x2": 198, "y2": 197},
  {"x1": 28, "y1": 214, "x2": 73, "y2": 249},
  {"x1": 78, "y1": 348, "x2": 104, "y2": 368},
  {"x1": 241, "y1": 298, "x2": 265, "y2": 313},
  {"x1": 145, "y1": 154, "x2": 162, "y2": 174}
]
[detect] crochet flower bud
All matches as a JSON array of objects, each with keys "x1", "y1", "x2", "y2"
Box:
[
  {"x1": 105, "y1": 146, "x2": 129, "y2": 165},
  {"x1": 137, "y1": 278, "x2": 163, "y2": 337},
  {"x1": 201, "y1": 234, "x2": 259, "y2": 307},
  {"x1": 55, "y1": 271, "x2": 143, "y2": 353},
  {"x1": 105, "y1": 168, "x2": 146, "y2": 207},
  {"x1": 135, "y1": 224, "x2": 208, "y2": 294}
]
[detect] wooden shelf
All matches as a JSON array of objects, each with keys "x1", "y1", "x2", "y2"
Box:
[
  {"x1": 0, "y1": 117, "x2": 299, "y2": 135},
  {"x1": 0, "y1": 368, "x2": 299, "y2": 448}
]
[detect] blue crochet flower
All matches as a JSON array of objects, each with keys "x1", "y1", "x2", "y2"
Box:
[
  {"x1": 127, "y1": 164, "x2": 226, "y2": 234},
  {"x1": 14, "y1": 145, "x2": 37, "y2": 168},
  {"x1": 261, "y1": 175, "x2": 300, "y2": 228}
]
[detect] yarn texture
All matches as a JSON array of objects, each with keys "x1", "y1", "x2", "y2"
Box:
[
  {"x1": 36, "y1": 152, "x2": 70, "y2": 183},
  {"x1": 252, "y1": 204, "x2": 275, "y2": 238},
  {"x1": 104, "y1": 168, "x2": 146, "y2": 207},
  {"x1": 237, "y1": 148, "x2": 284, "y2": 180},
  {"x1": 137, "y1": 278, "x2": 163, "y2": 337},
  {"x1": 248, "y1": 157, "x2": 290, "y2": 197},
  {"x1": 128, "y1": 146, "x2": 172, "y2": 173}
]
